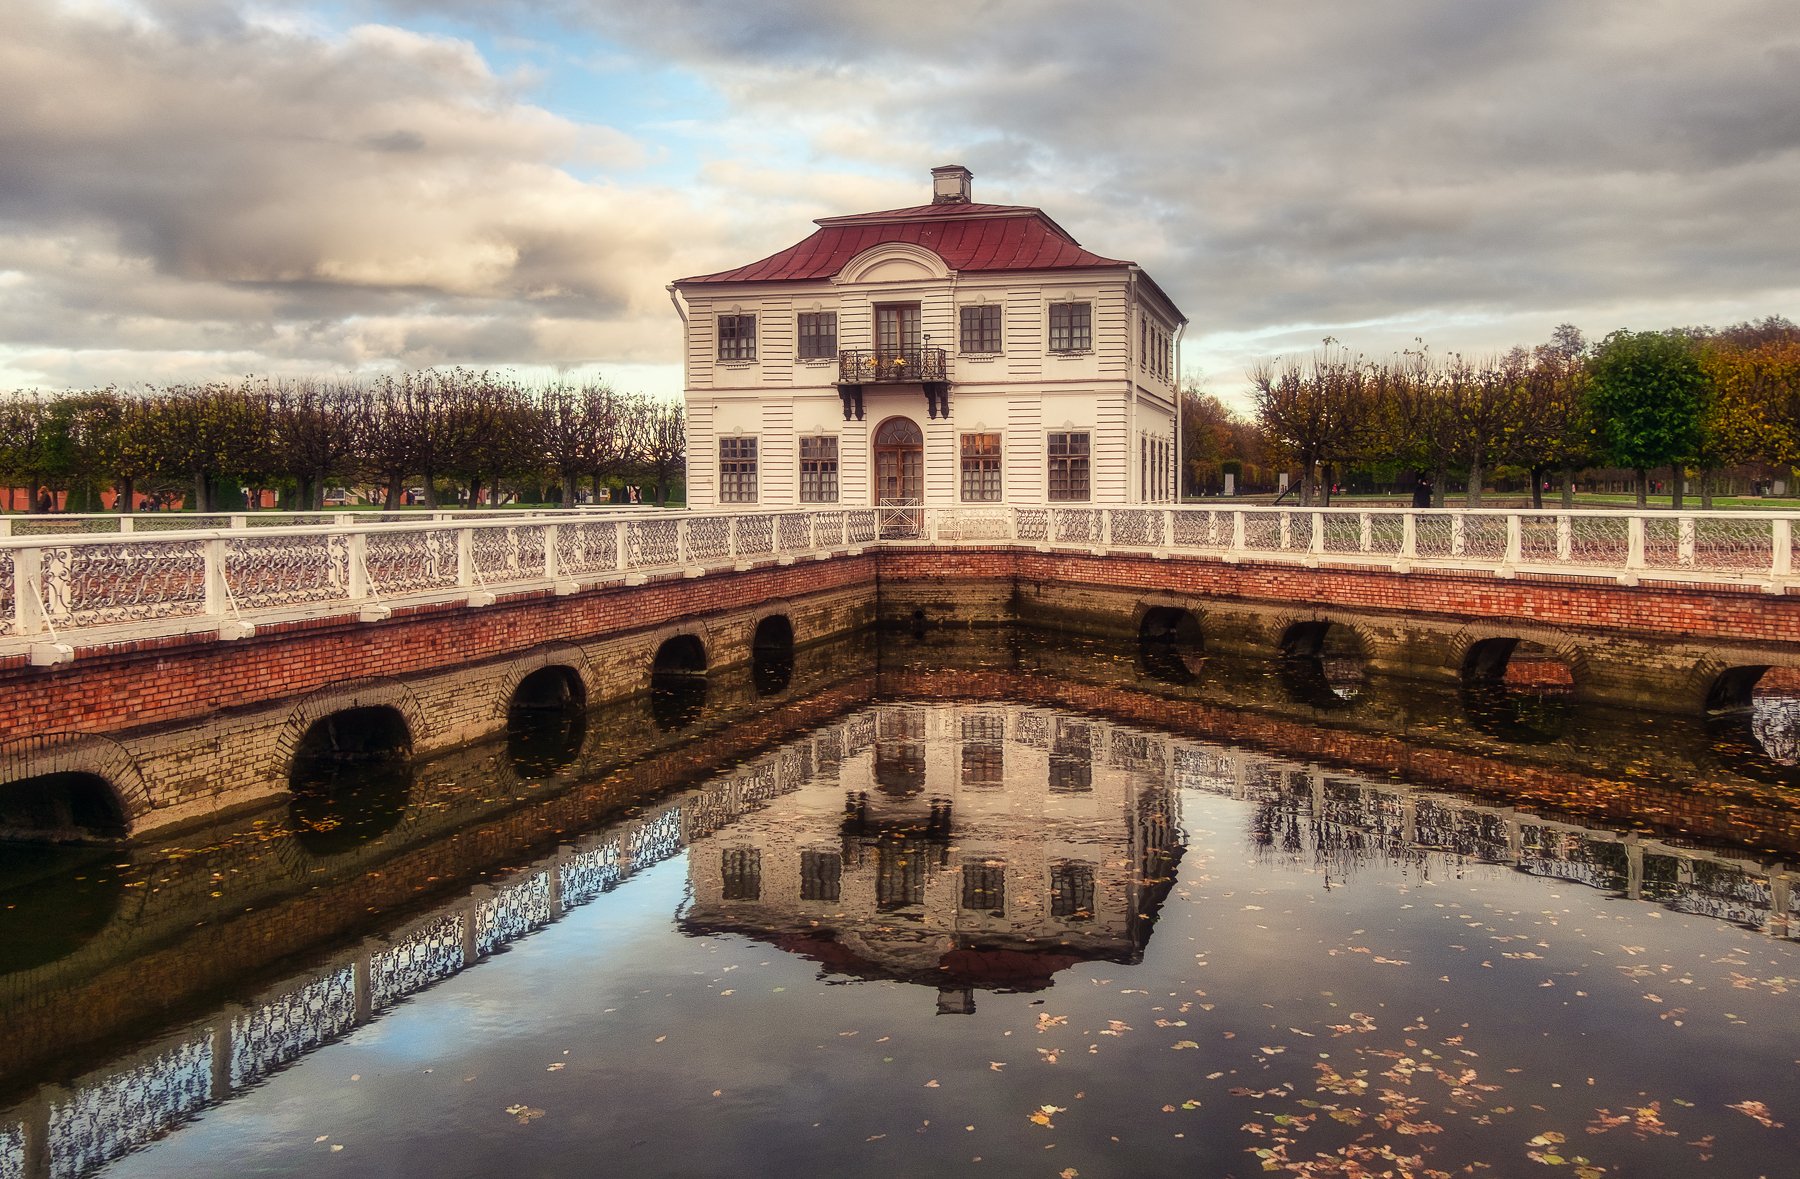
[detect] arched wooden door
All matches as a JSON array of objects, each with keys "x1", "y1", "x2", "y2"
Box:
[{"x1": 873, "y1": 416, "x2": 924, "y2": 537}]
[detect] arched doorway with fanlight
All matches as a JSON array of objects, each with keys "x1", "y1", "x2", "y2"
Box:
[{"x1": 873, "y1": 416, "x2": 924, "y2": 537}]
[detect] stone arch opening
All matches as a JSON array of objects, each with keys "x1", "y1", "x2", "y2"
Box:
[
  {"x1": 1276, "y1": 620, "x2": 1366, "y2": 708},
  {"x1": 1138, "y1": 606, "x2": 1203, "y2": 685},
  {"x1": 288, "y1": 706, "x2": 414, "y2": 855},
  {"x1": 1705, "y1": 666, "x2": 1800, "y2": 783},
  {"x1": 507, "y1": 666, "x2": 588, "y2": 777},
  {"x1": 651, "y1": 634, "x2": 709, "y2": 732},
  {"x1": 0, "y1": 771, "x2": 128, "y2": 843},
  {"x1": 752, "y1": 614, "x2": 796, "y2": 697},
  {"x1": 1459, "y1": 638, "x2": 1574, "y2": 744}
]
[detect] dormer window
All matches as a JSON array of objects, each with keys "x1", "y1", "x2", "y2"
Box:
[
  {"x1": 1048, "y1": 302, "x2": 1091, "y2": 352},
  {"x1": 718, "y1": 314, "x2": 756, "y2": 361}
]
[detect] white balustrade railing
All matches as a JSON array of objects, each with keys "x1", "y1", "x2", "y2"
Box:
[
  {"x1": 3, "y1": 504, "x2": 1795, "y2": 661},
  {"x1": 0, "y1": 508, "x2": 879, "y2": 663},
  {"x1": 0, "y1": 503, "x2": 664, "y2": 538}
]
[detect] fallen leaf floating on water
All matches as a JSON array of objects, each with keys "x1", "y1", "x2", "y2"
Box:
[
  {"x1": 504, "y1": 1105, "x2": 544, "y2": 1125},
  {"x1": 1028, "y1": 1104, "x2": 1066, "y2": 1129},
  {"x1": 1725, "y1": 1100, "x2": 1784, "y2": 1128}
]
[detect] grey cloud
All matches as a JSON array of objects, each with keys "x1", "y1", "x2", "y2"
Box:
[{"x1": 467, "y1": 0, "x2": 1800, "y2": 357}]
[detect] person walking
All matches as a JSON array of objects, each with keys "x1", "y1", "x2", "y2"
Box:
[{"x1": 1411, "y1": 474, "x2": 1433, "y2": 509}]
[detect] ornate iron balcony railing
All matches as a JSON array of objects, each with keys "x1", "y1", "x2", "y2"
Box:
[{"x1": 838, "y1": 348, "x2": 948, "y2": 385}]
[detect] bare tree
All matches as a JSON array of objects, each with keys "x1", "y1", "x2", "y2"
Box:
[{"x1": 1249, "y1": 342, "x2": 1376, "y2": 505}]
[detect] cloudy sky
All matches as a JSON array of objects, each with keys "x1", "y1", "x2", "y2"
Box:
[{"x1": 4, "y1": 0, "x2": 1798, "y2": 408}]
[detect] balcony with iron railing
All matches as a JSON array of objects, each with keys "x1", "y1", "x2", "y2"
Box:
[{"x1": 838, "y1": 348, "x2": 948, "y2": 385}]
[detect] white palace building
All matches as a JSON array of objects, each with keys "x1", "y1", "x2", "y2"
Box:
[{"x1": 672, "y1": 166, "x2": 1186, "y2": 513}]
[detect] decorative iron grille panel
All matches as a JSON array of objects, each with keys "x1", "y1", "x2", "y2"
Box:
[
  {"x1": 846, "y1": 510, "x2": 879, "y2": 545},
  {"x1": 372, "y1": 913, "x2": 466, "y2": 1008},
  {"x1": 627, "y1": 518, "x2": 679, "y2": 567},
  {"x1": 733, "y1": 515, "x2": 774, "y2": 556},
  {"x1": 15, "y1": 516, "x2": 123, "y2": 535},
  {"x1": 687, "y1": 516, "x2": 732, "y2": 561},
  {"x1": 778, "y1": 513, "x2": 812, "y2": 550},
  {"x1": 1567, "y1": 515, "x2": 1630, "y2": 565},
  {"x1": 555, "y1": 522, "x2": 620, "y2": 576},
  {"x1": 232, "y1": 966, "x2": 356, "y2": 1087},
  {"x1": 0, "y1": 552, "x2": 13, "y2": 635},
  {"x1": 473, "y1": 526, "x2": 546, "y2": 584},
  {"x1": 476, "y1": 872, "x2": 553, "y2": 956},
  {"x1": 365, "y1": 530, "x2": 458, "y2": 593},
  {"x1": 1169, "y1": 509, "x2": 1228, "y2": 549},
  {"x1": 41, "y1": 541, "x2": 207, "y2": 627},
  {"x1": 224, "y1": 534, "x2": 350, "y2": 610},
  {"x1": 1051, "y1": 509, "x2": 1099, "y2": 544},
  {"x1": 133, "y1": 514, "x2": 235, "y2": 531},
  {"x1": 1108, "y1": 509, "x2": 1162, "y2": 547},
  {"x1": 1014, "y1": 507, "x2": 1050, "y2": 541}
]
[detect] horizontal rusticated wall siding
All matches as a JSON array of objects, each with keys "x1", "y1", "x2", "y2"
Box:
[
  {"x1": 0, "y1": 556, "x2": 877, "y2": 743},
  {"x1": 876, "y1": 548, "x2": 1800, "y2": 650}
]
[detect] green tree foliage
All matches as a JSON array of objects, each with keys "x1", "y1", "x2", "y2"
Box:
[
  {"x1": 1585, "y1": 330, "x2": 1707, "y2": 506},
  {"x1": 2, "y1": 372, "x2": 680, "y2": 513}
]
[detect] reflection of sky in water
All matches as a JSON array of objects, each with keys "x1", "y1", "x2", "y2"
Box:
[{"x1": 93, "y1": 703, "x2": 1800, "y2": 1179}]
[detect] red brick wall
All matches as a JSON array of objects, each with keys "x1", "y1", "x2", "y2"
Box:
[
  {"x1": 0, "y1": 557, "x2": 876, "y2": 741},
  {"x1": 7, "y1": 545, "x2": 1799, "y2": 743}
]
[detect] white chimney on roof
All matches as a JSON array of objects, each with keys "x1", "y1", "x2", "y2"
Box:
[{"x1": 931, "y1": 164, "x2": 973, "y2": 205}]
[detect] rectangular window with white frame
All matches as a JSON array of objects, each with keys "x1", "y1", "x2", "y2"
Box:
[
  {"x1": 960, "y1": 433, "x2": 1002, "y2": 502},
  {"x1": 717, "y1": 314, "x2": 757, "y2": 361},
  {"x1": 719, "y1": 436, "x2": 759, "y2": 503},
  {"x1": 1048, "y1": 301, "x2": 1092, "y2": 352},
  {"x1": 798, "y1": 434, "x2": 839, "y2": 503},
  {"x1": 1047, "y1": 431, "x2": 1091, "y2": 501},
  {"x1": 797, "y1": 312, "x2": 836, "y2": 360},
  {"x1": 960, "y1": 305, "x2": 1002, "y2": 354}
]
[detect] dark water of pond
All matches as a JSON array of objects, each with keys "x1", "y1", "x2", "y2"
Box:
[{"x1": 3, "y1": 627, "x2": 1800, "y2": 1179}]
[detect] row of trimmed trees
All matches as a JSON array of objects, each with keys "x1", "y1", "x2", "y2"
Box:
[
  {"x1": 1241, "y1": 317, "x2": 1800, "y2": 507},
  {"x1": 0, "y1": 371, "x2": 687, "y2": 512}
]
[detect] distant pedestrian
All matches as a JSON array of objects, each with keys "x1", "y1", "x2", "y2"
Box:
[
  {"x1": 1411, "y1": 475, "x2": 1433, "y2": 509},
  {"x1": 35, "y1": 487, "x2": 52, "y2": 514}
]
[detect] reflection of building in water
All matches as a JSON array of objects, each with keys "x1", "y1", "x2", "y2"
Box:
[{"x1": 682, "y1": 703, "x2": 1181, "y2": 1010}]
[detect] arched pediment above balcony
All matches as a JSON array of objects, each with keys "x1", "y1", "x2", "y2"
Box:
[{"x1": 835, "y1": 242, "x2": 952, "y2": 285}]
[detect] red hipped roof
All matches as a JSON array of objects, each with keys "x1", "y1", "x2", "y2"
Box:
[{"x1": 677, "y1": 202, "x2": 1128, "y2": 284}]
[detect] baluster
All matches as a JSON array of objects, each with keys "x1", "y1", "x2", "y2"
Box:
[
  {"x1": 1359, "y1": 512, "x2": 1372, "y2": 553},
  {"x1": 1626, "y1": 515, "x2": 1646, "y2": 571},
  {"x1": 455, "y1": 528, "x2": 475, "y2": 588},
  {"x1": 13, "y1": 544, "x2": 44, "y2": 635},
  {"x1": 1770, "y1": 519, "x2": 1792, "y2": 583},
  {"x1": 1504, "y1": 514, "x2": 1522, "y2": 567},
  {"x1": 1278, "y1": 511, "x2": 1291, "y2": 551},
  {"x1": 1677, "y1": 515, "x2": 1696, "y2": 567},
  {"x1": 1556, "y1": 514, "x2": 1572, "y2": 561},
  {"x1": 1400, "y1": 512, "x2": 1417, "y2": 560},
  {"x1": 1450, "y1": 513, "x2": 1466, "y2": 557},
  {"x1": 203, "y1": 536, "x2": 229, "y2": 623},
  {"x1": 615, "y1": 520, "x2": 629, "y2": 572},
  {"x1": 348, "y1": 532, "x2": 371, "y2": 601},
  {"x1": 1309, "y1": 511, "x2": 1325, "y2": 556}
]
